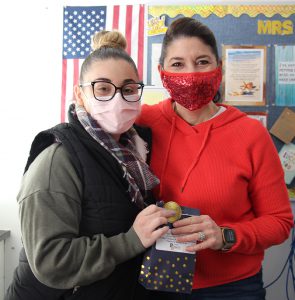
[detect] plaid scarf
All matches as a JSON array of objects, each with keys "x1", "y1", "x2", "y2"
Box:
[{"x1": 75, "y1": 104, "x2": 159, "y2": 209}]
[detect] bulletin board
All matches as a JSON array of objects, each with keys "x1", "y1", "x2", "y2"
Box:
[
  {"x1": 61, "y1": 4, "x2": 295, "y2": 192},
  {"x1": 146, "y1": 5, "x2": 295, "y2": 191}
]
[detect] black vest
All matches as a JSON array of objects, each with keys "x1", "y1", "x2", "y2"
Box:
[{"x1": 5, "y1": 108, "x2": 155, "y2": 300}]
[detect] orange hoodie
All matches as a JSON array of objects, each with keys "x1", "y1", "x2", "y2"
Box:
[{"x1": 136, "y1": 98, "x2": 293, "y2": 289}]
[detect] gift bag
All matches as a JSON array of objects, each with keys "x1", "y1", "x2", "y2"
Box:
[{"x1": 139, "y1": 203, "x2": 200, "y2": 294}]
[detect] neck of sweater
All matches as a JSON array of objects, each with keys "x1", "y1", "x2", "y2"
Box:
[{"x1": 173, "y1": 101, "x2": 220, "y2": 125}]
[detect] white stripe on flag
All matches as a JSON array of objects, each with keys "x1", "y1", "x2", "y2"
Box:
[
  {"x1": 105, "y1": 6, "x2": 113, "y2": 30},
  {"x1": 131, "y1": 5, "x2": 140, "y2": 67},
  {"x1": 118, "y1": 6, "x2": 127, "y2": 37}
]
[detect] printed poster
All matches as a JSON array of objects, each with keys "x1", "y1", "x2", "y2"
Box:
[
  {"x1": 279, "y1": 143, "x2": 295, "y2": 184},
  {"x1": 275, "y1": 45, "x2": 295, "y2": 106},
  {"x1": 222, "y1": 45, "x2": 267, "y2": 106}
]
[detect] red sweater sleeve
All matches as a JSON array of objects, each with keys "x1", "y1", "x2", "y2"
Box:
[{"x1": 223, "y1": 125, "x2": 294, "y2": 254}]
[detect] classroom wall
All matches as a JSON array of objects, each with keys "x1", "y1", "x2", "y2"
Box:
[
  {"x1": 0, "y1": 0, "x2": 294, "y2": 299},
  {"x1": 0, "y1": 1, "x2": 62, "y2": 296}
]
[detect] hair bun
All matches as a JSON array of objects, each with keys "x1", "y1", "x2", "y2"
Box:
[{"x1": 91, "y1": 30, "x2": 127, "y2": 51}]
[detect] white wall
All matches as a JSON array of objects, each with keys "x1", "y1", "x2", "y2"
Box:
[
  {"x1": 0, "y1": 0, "x2": 294, "y2": 298},
  {"x1": 0, "y1": 1, "x2": 62, "y2": 295}
]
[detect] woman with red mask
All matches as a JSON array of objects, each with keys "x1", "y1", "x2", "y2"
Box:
[{"x1": 136, "y1": 17, "x2": 293, "y2": 300}]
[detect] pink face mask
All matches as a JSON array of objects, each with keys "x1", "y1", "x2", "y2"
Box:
[
  {"x1": 160, "y1": 66, "x2": 222, "y2": 111},
  {"x1": 87, "y1": 93, "x2": 141, "y2": 135}
]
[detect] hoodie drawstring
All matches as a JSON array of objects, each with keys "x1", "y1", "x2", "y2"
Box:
[
  {"x1": 180, "y1": 123, "x2": 213, "y2": 193},
  {"x1": 159, "y1": 116, "x2": 176, "y2": 198}
]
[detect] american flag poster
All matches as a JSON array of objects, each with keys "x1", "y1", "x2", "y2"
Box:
[{"x1": 61, "y1": 5, "x2": 145, "y2": 121}]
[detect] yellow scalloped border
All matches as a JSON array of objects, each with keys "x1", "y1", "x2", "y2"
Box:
[{"x1": 148, "y1": 5, "x2": 295, "y2": 18}]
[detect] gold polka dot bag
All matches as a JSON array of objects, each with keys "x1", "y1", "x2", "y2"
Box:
[{"x1": 138, "y1": 204, "x2": 200, "y2": 294}]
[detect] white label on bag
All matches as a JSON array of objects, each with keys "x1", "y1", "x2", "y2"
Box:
[{"x1": 156, "y1": 229, "x2": 196, "y2": 253}]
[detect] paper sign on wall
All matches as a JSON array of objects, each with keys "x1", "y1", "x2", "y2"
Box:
[
  {"x1": 269, "y1": 108, "x2": 295, "y2": 144},
  {"x1": 279, "y1": 143, "x2": 295, "y2": 184}
]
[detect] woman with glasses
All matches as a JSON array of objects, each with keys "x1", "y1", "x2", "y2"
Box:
[{"x1": 5, "y1": 30, "x2": 175, "y2": 300}]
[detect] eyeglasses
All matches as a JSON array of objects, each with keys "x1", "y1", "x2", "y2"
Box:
[{"x1": 79, "y1": 80, "x2": 144, "y2": 102}]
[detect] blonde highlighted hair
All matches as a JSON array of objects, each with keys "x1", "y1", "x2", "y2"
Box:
[
  {"x1": 91, "y1": 30, "x2": 127, "y2": 51},
  {"x1": 79, "y1": 30, "x2": 138, "y2": 83}
]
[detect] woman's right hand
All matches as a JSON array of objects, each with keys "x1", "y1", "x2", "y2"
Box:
[{"x1": 133, "y1": 204, "x2": 175, "y2": 248}]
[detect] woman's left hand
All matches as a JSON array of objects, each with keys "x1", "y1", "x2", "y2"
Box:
[{"x1": 171, "y1": 215, "x2": 224, "y2": 252}]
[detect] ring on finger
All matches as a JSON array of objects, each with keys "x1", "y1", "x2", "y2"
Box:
[{"x1": 198, "y1": 231, "x2": 206, "y2": 242}]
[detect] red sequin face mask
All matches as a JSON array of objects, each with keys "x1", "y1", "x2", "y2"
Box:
[{"x1": 160, "y1": 66, "x2": 222, "y2": 111}]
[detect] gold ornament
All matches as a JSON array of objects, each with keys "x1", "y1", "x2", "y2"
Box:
[{"x1": 163, "y1": 201, "x2": 182, "y2": 223}]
